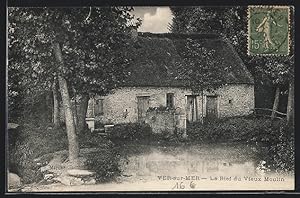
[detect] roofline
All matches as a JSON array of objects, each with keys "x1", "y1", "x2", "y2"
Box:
[
  {"x1": 120, "y1": 83, "x2": 254, "y2": 89},
  {"x1": 223, "y1": 40, "x2": 255, "y2": 84},
  {"x1": 138, "y1": 32, "x2": 221, "y2": 40}
]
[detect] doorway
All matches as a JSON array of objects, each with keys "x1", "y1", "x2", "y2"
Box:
[
  {"x1": 137, "y1": 96, "x2": 150, "y2": 122},
  {"x1": 186, "y1": 95, "x2": 198, "y2": 123},
  {"x1": 206, "y1": 96, "x2": 218, "y2": 119}
]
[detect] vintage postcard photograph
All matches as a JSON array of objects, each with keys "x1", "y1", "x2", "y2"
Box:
[{"x1": 6, "y1": 5, "x2": 295, "y2": 192}]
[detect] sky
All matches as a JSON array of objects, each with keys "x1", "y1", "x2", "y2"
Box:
[{"x1": 131, "y1": 7, "x2": 173, "y2": 33}]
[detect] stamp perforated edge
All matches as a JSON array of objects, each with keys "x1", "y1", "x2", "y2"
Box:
[{"x1": 247, "y1": 5, "x2": 291, "y2": 56}]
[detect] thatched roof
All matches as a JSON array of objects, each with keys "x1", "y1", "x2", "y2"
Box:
[{"x1": 123, "y1": 32, "x2": 254, "y2": 87}]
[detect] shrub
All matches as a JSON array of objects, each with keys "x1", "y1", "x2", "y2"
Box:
[
  {"x1": 256, "y1": 124, "x2": 294, "y2": 173},
  {"x1": 187, "y1": 117, "x2": 294, "y2": 173},
  {"x1": 78, "y1": 129, "x2": 107, "y2": 148},
  {"x1": 9, "y1": 122, "x2": 68, "y2": 184},
  {"x1": 84, "y1": 141, "x2": 121, "y2": 183},
  {"x1": 187, "y1": 121, "x2": 229, "y2": 142},
  {"x1": 94, "y1": 120, "x2": 113, "y2": 129},
  {"x1": 107, "y1": 122, "x2": 152, "y2": 142},
  {"x1": 150, "y1": 130, "x2": 178, "y2": 144},
  {"x1": 147, "y1": 105, "x2": 175, "y2": 113},
  {"x1": 187, "y1": 117, "x2": 283, "y2": 143}
]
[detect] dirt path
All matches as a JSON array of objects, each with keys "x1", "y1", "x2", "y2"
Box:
[{"x1": 19, "y1": 143, "x2": 294, "y2": 192}]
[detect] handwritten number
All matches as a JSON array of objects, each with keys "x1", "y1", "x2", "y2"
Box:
[{"x1": 172, "y1": 182, "x2": 185, "y2": 189}]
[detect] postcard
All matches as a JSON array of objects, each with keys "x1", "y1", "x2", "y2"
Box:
[{"x1": 7, "y1": 5, "x2": 295, "y2": 192}]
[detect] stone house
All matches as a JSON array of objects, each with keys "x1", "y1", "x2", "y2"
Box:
[{"x1": 86, "y1": 33, "x2": 254, "y2": 130}]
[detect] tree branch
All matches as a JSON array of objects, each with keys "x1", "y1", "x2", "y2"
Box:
[{"x1": 85, "y1": 7, "x2": 92, "y2": 22}]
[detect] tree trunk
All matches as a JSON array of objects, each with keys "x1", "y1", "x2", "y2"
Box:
[
  {"x1": 287, "y1": 81, "x2": 294, "y2": 126},
  {"x1": 271, "y1": 87, "x2": 280, "y2": 120},
  {"x1": 201, "y1": 89, "x2": 204, "y2": 124},
  {"x1": 73, "y1": 87, "x2": 78, "y2": 129},
  {"x1": 45, "y1": 92, "x2": 52, "y2": 122},
  {"x1": 77, "y1": 94, "x2": 89, "y2": 134},
  {"x1": 52, "y1": 79, "x2": 60, "y2": 128},
  {"x1": 53, "y1": 42, "x2": 79, "y2": 163}
]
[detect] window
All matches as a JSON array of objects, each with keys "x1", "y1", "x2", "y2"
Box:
[
  {"x1": 95, "y1": 99, "x2": 104, "y2": 116},
  {"x1": 166, "y1": 93, "x2": 174, "y2": 108}
]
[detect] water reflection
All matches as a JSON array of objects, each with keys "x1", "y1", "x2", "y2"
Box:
[{"x1": 118, "y1": 144, "x2": 288, "y2": 179}]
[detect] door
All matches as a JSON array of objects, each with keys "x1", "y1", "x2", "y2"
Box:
[
  {"x1": 186, "y1": 95, "x2": 198, "y2": 123},
  {"x1": 206, "y1": 96, "x2": 218, "y2": 119},
  {"x1": 137, "y1": 96, "x2": 150, "y2": 121}
]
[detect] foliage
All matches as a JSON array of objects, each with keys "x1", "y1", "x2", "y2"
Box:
[
  {"x1": 188, "y1": 117, "x2": 278, "y2": 142},
  {"x1": 107, "y1": 123, "x2": 186, "y2": 146},
  {"x1": 94, "y1": 120, "x2": 105, "y2": 129},
  {"x1": 8, "y1": 7, "x2": 141, "y2": 121},
  {"x1": 171, "y1": 6, "x2": 294, "y2": 126},
  {"x1": 155, "y1": 130, "x2": 186, "y2": 144},
  {"x1": 256, "y1": 124, "x2": 294, "y2": 173},
  {"x1": 9, "y1": 120, "x2": 123, "y2": 184},
  {"x1": 170, "y1": 7, "x2": 247, "y2": 65},
  {"x1": 147, "y1": 105, "x2": 175, "y2": 113},
  {"x1": 7, "y1": 63, "x2": 25, "y2": 120},
  {"x1": 8, "y1": 7, "x2": 141, "y2": 98},
  {"x1": 171, "y1": 6, "x2": 294, "y2": 77},
  {"x1": 170, "y1": 6, "x2": 294, "y2": 94},
  {"x1": 170, "y1": 7, "x2": 245, "y2": 48},
  {"x1": 84, "y1": 142, "x2": 121, "y2": 183},
  {"x1": 8, "y1": 7, "x2": 142, "y2": 162},
  {"x1": 175, "y1": 38, "x2": 225, "y2": 92},
  {"x1": 107, "y1": 122, "x2": 152, "y2": 142},
  {"x1": 78, "y1": 130, "x2": 108, "y2": 148},
  {"x1": 9, "y1": 123, "x2": 68, "y2": 183},
  {"x1": 187, "y1": 117, "x2": 294, "y2": 172},
  {"x1": 94, "y1": 120, "x2": 115, "y2": 129}
]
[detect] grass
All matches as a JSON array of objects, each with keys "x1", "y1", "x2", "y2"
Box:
[
  {"x1": 9, "y1": 122, "x2": 117, "y2": 184},
  {"x1": 9, "y1": 116, "x2": 294, "y2": 185},
  {"x1": 9, "y1": 123, "x2": 68, "y2": 183}
]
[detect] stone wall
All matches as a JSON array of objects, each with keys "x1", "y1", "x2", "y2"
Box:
[
  {"x1": 91, "y1": 87, "x2": 192, "y2": 124},
  {"x1": 88, "y1": 84, "x2": 254, "y2": 124},
  {"x1": 145, "y1": 111, "x2": 176, "y2": 134},
  {"x1": 217, "y1": 84, "x2": 255, "y2": 117}
]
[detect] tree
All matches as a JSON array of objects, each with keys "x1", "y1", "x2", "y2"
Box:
[
  {"x1": 52, "y1": 79, "x2": 60, "y2": 128},
  {"x1": 56, "y1": 7, "x2": 140, "y2": 134},
  {"x1": 8, "y1": 7, "x2": 140, "y2": 163},
  {"x1": 170, "y1": 6, "x2": 294, "y2": 125}
]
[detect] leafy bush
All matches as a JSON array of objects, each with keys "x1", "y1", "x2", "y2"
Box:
[
  {"x1": 84, "y1": 141, "x2": 121, "y2": 183},
  {"x1": 147, "y1": 105, "x2": 175, "y2": 113},
  {"x1": 153, "y1": 129, "x2": 186, "y2": 144},
  {"x1": 9, "y1": 122, "x2": 68, "y2": 184},
  {"x1": 94, "y1": 120, "x2": 105, "y2": 129},
  {"x1": 187, "y1": 117, "x2": 294, "y2": 172},
  {"x1": 187, "y1": 120, "x2": 229, "y2": 142},
  {"x1": 94, "y1": 120, "x2": 114, "y2": 129},
  {"x1": 187, "y1": 117, "x2": 283, "y2": 142},
  {"x1": 256, "y1": 124, "x2": 294, "y2": 173},
  {"x1": 78, "y1": 129, "x2": 107, "y2": 148},
  {"x1": 107, "y1": 122, "x2": 152, "y2": 142}
]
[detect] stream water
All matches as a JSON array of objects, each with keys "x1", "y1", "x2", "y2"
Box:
[
  {"x1": 116, "y1": 143, "x2": 294, "y2": 191},
  {"x1": 20, "y1": 143, "x2": 294, "y2": 192}
]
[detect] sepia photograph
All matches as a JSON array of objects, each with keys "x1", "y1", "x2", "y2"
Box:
[{"x1": 6, "y1": 5, "x2": 295, "y2": 192}]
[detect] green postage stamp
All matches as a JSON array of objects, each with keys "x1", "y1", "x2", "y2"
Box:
[{"x1": 248, "y1": 6, "x2": 290, "y2": 56}]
